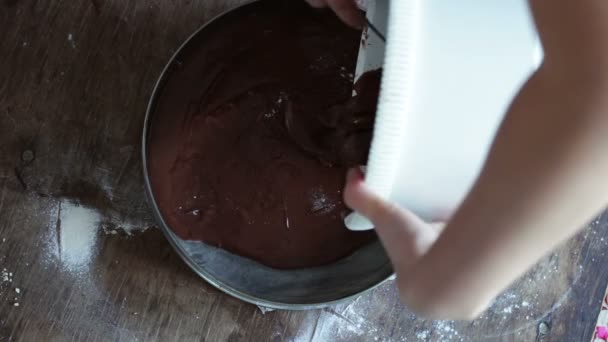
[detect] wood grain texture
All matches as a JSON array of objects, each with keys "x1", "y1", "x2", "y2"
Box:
[{"x1": 1, "y1": 0, "x2": 607, "y2": 341}]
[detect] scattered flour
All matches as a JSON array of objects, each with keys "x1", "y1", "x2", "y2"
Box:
[
  {"x1": 292, "y1": 298, "x2": 369, "y2": 342},
  {"x1": 58, "y1": 200, "x2": 100, "y2": 273},
  {"x1": 263, "y1": 93, "x2": 287, "y2": 119},
  {"x1": 0, "y1": 268, "x2": 18, "y2": 306},
  {"x1": 338, "y1": 66, "x2": 354, "y2": 82},
  {"x1": 53, "y1": 198, "x2": 149, "y2": 273},
  {"x1": 1, "y1": 268, "x2": 13, "y2": 283},
  {"x1": 433, "y1": 321, "x2": 462, "y2": 341},
  {"x1": 101, "y1": 219, "x2": 150, "y2": 236},
  {"x1": 67, "y1": 33, "x2": 76, "y2": 49},
  {"x1": 416, "y1": 330, "x2": 430, "y2": 340},
  {"x1": 309, "y1": 187, "x2": 337, "y2": 215},
  {"x1": 292, "y1": 293, "x2": 395, "y2": 342}
]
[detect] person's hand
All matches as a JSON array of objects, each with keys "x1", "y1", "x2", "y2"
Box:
[
  {"x1": 343, "y1": 167, "x2": 443, "y2": 278},
  {"x1": 305, "y1": 0, "x2": 365, "y2": 29}
]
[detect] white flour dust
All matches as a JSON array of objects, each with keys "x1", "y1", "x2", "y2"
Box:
[
  {"x1": 292, "y1": 295, "x2": 386, "y2": 342},
  {"x1": 416, "y1": 330, "x2": 430, "y2": 340},
  {"x1": 101, "y1": 220, "x2": 149, "y2": 236},
  {"x1": 48, "y1": 198, "x2": 150, "y2": 275},
  {"x1": 67, "y1": 33, "x2": 76, "y2": 49},
  {"x1": 1, "y1": 268, "x2": 12, "y2": 283},
  {"x1": 309, "y1": 187, "x2": 337, "y2": 216},
  {"x1": 0, "y1": 268, "x2": 18, "y2": 306},
  {"x1": 262, "y1": 93, "x2": 287, "y2": 120},
  {"x1": 432, "y1": 321, "x2": 462, "y2": 342},
  {"x1": 57, "y1": 200, "x2": 101, "y2": 273}
]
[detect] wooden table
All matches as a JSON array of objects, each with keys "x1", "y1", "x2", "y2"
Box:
[{"x1": 1, "y1": 1, "x2": 607, "y2": 341}]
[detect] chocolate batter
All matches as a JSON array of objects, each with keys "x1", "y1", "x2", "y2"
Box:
[{"x1": 147, "y1": 0, "x2": 379, "y2": 269}]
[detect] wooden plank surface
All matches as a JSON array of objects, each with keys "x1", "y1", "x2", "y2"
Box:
[{"x1": 1, "y1": 0, "x2": 608, "y2": 341}]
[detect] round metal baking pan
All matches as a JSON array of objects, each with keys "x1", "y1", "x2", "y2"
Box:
[{"x1": 141, "y1": 0, "x2": 393, "y2": 310}]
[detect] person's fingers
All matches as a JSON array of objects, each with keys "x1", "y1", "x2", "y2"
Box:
[
  {"x1": 344, "y1": 168, "x2": 440, "y2": 270},
  {"x1": 354, "y1": 0, "x2": 368, "y2": 11},
  {"x1": 326, "y1": 0, "x2": 364, "y2": 29},
  {"x1": 429, "y1": 222, "x2": 446, "y2": 233},
  {"x1": 344, "y1": 168, "x2": 444, "y2": 233},
  {"x1": 305, "y1": 0, "x2": 328, "y2": 8},
  {"x1": 344, "y1": 168, "x2": 410, "y2": 228}
]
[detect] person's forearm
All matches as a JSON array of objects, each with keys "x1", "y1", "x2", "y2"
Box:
[
  {"x1": 399, "y1": 61, "x2": 608, "y2": 319},
  {"x1": 397, "y1": 0, "x2": 608, "y2": 317}
]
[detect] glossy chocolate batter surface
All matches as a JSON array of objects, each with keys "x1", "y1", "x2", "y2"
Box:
[{"x1": 147, "y1": 0, "x2": 378, "y2": 269}]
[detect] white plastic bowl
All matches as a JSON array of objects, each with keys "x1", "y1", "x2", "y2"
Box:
[{"x1": 347, "y1": 0, "x2": 541, "y2": 230}]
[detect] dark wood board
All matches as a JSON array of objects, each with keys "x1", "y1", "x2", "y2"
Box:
[{"x1": 1, "y1": 0, "x2": 607, "y2": 341}]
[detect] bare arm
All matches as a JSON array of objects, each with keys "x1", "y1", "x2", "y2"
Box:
[{"x1": 345, "y1": 0, "x2": 608, "y2": 319}]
